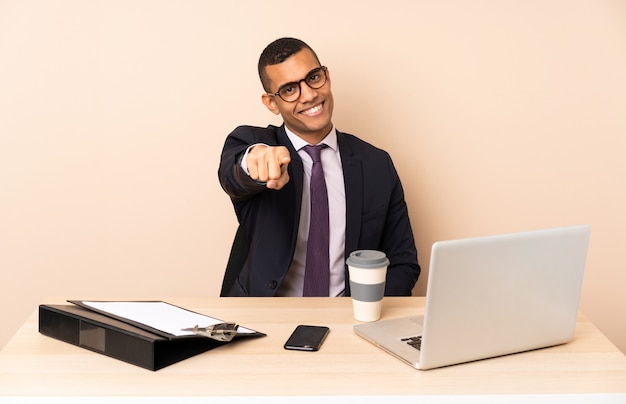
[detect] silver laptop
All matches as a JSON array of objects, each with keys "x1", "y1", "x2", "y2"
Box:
[{"x1": 354, "y1": 224, "x2": 590, "y2": 370}]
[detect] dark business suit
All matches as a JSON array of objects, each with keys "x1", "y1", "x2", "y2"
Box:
[{"x1": 218, "y1": 124, "x2": 420, "y2": 296}]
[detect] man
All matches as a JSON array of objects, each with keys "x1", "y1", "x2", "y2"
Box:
[{"x1": 218, "y1": 37, "x2": 419, "y2": 297}]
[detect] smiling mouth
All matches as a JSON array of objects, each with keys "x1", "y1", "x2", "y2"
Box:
[{"x1": 300, "y1": 102, "x2": 324, "y2": 116}]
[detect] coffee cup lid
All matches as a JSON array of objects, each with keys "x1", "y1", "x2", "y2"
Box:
[{"x1": 346, "y1": 250, "x2": 390, "y2": 268}]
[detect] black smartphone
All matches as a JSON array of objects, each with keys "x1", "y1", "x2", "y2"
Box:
[{"x1": 283, "y1": 325, "x2": 330, "y2": 351}]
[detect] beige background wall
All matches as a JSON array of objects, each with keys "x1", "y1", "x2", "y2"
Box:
[{"x1": 1, "y1": 0, "x2": 625, "y2": 353}]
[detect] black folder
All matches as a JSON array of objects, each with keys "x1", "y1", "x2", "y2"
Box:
[{"x1": 39, "y1": 303, "x2": 265, "y2": 371}]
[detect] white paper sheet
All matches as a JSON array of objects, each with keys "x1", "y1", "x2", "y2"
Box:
[{"x1": 80, "y1": 301, "x2": 255, "y2": 337}]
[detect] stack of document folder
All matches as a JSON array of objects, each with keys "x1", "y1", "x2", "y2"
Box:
[{"x1": 38, "y1": 300, "x2": 265, "y2": 371}]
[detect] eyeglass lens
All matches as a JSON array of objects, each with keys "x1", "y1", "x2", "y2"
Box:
[{"x1": 277, "y1": 67, "x2": 327, "y2": 102}]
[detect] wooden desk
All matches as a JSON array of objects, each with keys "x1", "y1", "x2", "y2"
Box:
[{"x1": 0, "y1": 297, "x2": 625, "y2": 401}]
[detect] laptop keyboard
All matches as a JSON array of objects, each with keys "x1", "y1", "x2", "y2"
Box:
[{"x1": 401, "y1": 335, "x2": 422, "y2": 351}]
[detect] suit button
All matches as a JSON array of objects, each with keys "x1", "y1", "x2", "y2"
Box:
[{"x1": 269, "y1": 280, "x2": 278, "y2": 289}]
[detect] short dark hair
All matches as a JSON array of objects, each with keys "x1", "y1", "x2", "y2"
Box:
[{"x1": 258, "y1": 37, "x2": 321, "y2": 92}]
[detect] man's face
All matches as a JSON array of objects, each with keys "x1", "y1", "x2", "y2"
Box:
[{"x1": 261, "y1": 48, "x2": 334, "y2": 144}]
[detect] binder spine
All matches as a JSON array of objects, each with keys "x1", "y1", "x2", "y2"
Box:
[{"x1": 39, "y1": 305, "x2": 157, "y2": 370}]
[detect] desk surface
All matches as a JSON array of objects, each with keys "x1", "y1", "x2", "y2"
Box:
[{"x1": 1, "y1": 297, "x2": 625, "y2": 398}]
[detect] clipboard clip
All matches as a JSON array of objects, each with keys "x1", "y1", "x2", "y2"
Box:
[{"x1": 181, "y1": 322, "x2": 239, "y2": 342}]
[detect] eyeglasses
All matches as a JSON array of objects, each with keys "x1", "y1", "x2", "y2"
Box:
[{"x1": 267, "y1": 66, "x2": 328, "y2": 103}]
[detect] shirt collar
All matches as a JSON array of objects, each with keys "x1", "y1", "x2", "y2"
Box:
[{"x1": 284, "y1": 125, "x2": 338, "y2": 152}]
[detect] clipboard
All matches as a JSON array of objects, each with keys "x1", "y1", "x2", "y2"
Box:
[
  {"x1": 38, "y1": 300, "x2": 265, "y2": 371},
  {"x1": 67, "y1": 300, "x2": 264, "y2": 340}
]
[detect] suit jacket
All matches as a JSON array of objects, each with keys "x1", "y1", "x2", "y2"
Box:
[{"x1": 218, "y1": 124, "x2": 420, "y2": 296}]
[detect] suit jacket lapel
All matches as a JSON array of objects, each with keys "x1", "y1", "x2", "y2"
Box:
[
  {"x1": 338, "y1": 131, "x2": 363, "y2": 258},
  {"x1": 277, "y1": 124, "x2": 304, "y2": 203},
  {"x1": 277, "y1": 126, "x2": 305, "y2": 253}
]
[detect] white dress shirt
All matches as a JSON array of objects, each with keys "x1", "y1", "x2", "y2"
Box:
[{"x1": 278, "y1": 126, "x2": 346, "y2": 296}]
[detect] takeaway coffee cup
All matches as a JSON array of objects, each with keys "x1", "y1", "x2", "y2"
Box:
[{"x1": 346, "y1": 250, "x2": 389, "y2": 322}]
